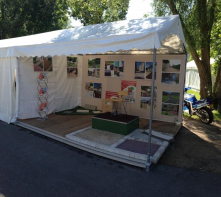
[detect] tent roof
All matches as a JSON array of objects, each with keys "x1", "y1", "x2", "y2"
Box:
[
  {"x1": 0, "y1": 15, "x2": 186, "y2": 58},
  {"x1": 187, "y1": 58, "x2": 215, "y2": 69}
]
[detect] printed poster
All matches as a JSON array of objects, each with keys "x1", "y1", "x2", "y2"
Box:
[
  {"x1": 105, "y1": 91, "x2": 119, "y2": 99},
  {"x1": 67, "y1": 56, "x2": 78, "y2": 77},
  {"x1": 161, "y1": 91, "x2": 180, "y2": 116},
  {"x1": 105, "y1": 61, "x2": 124, "y2": 78},
  {"x1": 88, "y1": 58, "x2": 100, "y2": 78},
  {"x1": 121, "y1": 80, "x2": 136, "y2": 103},
  {"x1": 85, "y1": 82, "x2": 102, "y2": 99},
  {"x1": 33, "y1": 56, "x2": 53, "y2": 72},
  {"x1": 140, "y1": 86, "x2": 157, "y2": 109}
]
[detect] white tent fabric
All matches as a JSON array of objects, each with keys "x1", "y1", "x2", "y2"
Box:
[
  {"x1": 17, "y1": 56, "x2": 82, "y2": 119},
  {"x1": 0, "y1": 15, "x2": 185, "y2": 58},
  {"x1": 185, "y1": 59, "x2": 215, "y2": 91},
  {"x1": 0, "y1": 15, "x2": 186, "y2": 124},
  {"x1": 0, "y1": 57, "x2": 17, "y2": 123}
]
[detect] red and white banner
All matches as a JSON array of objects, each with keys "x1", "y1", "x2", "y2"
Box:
[
  {"x1": 105, "y1": 91, "x2": 119, "y2": 99},
  {"x1": 121, "y1": 80, "x2": 136, "y2": 103}
]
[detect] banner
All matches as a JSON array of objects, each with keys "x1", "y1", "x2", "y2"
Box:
[
  {"x1": 121, "y1": 80, "x2": 136, "y2": 103},
  {"x1": 105, "y1": 91, "x2": 119, "y2": 99}
]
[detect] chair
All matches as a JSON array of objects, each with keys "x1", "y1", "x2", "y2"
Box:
[
  {"x1": 112, "y1": 91, "x2": 128, "y2": 115},
  {"x1": 118, "y1": 91, "x2": 128, "y2": 99}
]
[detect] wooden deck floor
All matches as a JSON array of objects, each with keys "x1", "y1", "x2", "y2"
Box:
[
  {"x1": 19, "y1": 115, "x2": 180, "y2": 138},
  {"x1": 19, "y1": 114, "x2": 93, "y2": 137}
]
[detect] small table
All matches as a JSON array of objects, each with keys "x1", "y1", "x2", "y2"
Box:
[{"x1": 111, "y1": 99, "x2": 128, "y2": 115}]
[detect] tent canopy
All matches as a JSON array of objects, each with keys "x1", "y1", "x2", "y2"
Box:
[
  {"x1": 0, "y1": 15, "x2": 185, "y2": 58},
  {"x1": 186, "y1": 58, "x2": 215, "y2": 70}
]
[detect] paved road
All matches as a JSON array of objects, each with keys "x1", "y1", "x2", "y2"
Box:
[{"x1": 0, "y1": 121, "x2": 221, "y2": 197}]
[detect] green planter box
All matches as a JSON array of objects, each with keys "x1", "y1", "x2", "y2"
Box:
[{"x1": 92, "y1": 113, "x2": 139, "y2": 135}]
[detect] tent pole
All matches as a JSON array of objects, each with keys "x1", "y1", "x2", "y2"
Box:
[{"x1": 146, "y1": 48, "x2": 156, "y2": 172}]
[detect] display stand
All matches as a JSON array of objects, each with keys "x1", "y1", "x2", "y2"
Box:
[{"x1": 37, "y1": 73, "x2": 49, "y2": 120}]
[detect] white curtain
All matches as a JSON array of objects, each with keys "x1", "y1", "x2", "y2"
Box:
[
  {"x1": 17, "y1": 55, "x2": 82, "y2": 119},
  {"x1": 0, "y1": 57, "x2": 17, "y2": 123}
]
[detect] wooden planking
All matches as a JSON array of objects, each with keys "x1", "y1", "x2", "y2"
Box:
[
  {"x1": 19, "y1": 114, "x2": 180, "y2": 137},
  {"x1": 19, "y1": 114, "x2": 93, "y2": 137}
]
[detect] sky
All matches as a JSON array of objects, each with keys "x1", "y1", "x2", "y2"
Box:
[{"x1": 71, "y1": 0, "x2": 154, "y2": 27}]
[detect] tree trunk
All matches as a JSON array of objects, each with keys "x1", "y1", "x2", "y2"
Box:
[
  {"x1": 190, "y1": 47, "x2": 212, "y2": 99},
  {"x1": 198, "y1": 62, "x2": 212, "y2": 99},
  {"x1": 213, "y1": 58, "x2": 221, "y2": 114}
]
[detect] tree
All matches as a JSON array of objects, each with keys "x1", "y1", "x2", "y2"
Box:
[
  {"x1": 152, "y1": 0, "x2": 217, "y2": 99},
  {"x1": 211, "y1": 1, "x2": 221, "y2": 113},
  {"x1": 69, "y1": 0, "x2": 130, "y2": 26},
  {"x1": 0, "y1": 0, "x2": 69, "y2": 39}
]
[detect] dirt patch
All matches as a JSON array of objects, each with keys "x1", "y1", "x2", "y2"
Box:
[{"x1": 159, "y1": 117, "x2": 221, "y2": 174}]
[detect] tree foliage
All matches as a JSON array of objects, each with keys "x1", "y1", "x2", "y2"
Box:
[
  {"x1": 0, "y1": 0, "x2": 69, "y2": 39},
  {"x1": 69, "y1": 0, "x2": 130, "y2": 26},
  {"x1": 211, "y1": 1, "x2": 221, "y2": 113},
  {"x1": 152, "y1": 0, "x2": 218, "y2": 99}
]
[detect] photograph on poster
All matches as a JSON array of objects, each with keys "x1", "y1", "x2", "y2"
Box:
[
  {"x1": 135, "y1": 62, "x2": 145, "y2": 79},
  {"x1": 94, "y1": 83, "x2": 102, "y2": 98},
  {"x1": 105, "y1": 61, "x2": 124, "y2": 78},
  {"x1": 146, "y1": 62, "x2": 157, "y2": 79},
  {"x1": 43, "y1": 56, "x2": 53, "y2": 71},
  {"x1": 140, "y1": 86, "x2": 157, "y2": 109},
  {"x1": 121, "y1": 80, "x2": 136, "y2": 103},
  {"x1": 135, "y1": 62, "x2": 157, "y2": 79},
  {"x1": 161, "y1": 91, "x2": 180, "y2": 116},
  {"x1": 67, "y1": 56, "x2": 78, "y2": 77},
  {"x1": 162, "y1": 60, "x2": 181, "y2": 72},
  {"x1": 85, "y1": 82, "x2": 102, "y2": 98},
  {"x1": 33, "y1": 56, "x2": 53, "y2": 72},
  {"x1": 162, "y1": 73, "x2": 179, "y2": 85},
  {"x1": 88, "y1": 58, "x2": 100, "y2": 78}
]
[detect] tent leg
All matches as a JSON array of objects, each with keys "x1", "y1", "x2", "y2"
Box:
[{"x1": 146, "y1": 48, "x2": 157, "y2": 172}]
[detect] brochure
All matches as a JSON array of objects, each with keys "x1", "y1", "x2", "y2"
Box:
[
  {"x1": 38, "y1": 73, "x2": 47, "y2": 81},
  {"x1": 39, "y1": 87, "x2": 47, "y2": 95},
  {"x1": 39, "y1": 103, "x2": 47, "y2": 111}
]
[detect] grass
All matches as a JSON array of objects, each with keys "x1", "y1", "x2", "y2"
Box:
[{"x1": 185, "y1": 89, "x2": 221, "y2": 122}]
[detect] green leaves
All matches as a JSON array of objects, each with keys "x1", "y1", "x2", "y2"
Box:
[
  {"x1": 0, "y1": 0, "x2": 69, "y2": 39},
  {"x1": 69, "y1": 0, "x2": 130, "y2": 26},
  {"x1": 152, "y1": 0, "x2": 221, "y2": 98}
]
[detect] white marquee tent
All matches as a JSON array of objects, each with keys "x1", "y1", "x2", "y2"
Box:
[
  {"x1": 185, "y1": 59, "x2": 215, "y2": 91},
  {"x1": 0, "y1": 15, "x2": 186, "y2": 124}
]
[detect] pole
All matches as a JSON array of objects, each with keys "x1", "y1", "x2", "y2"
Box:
[{"x1": 146, "y1": 48, "x2": 156, "y2": 171}]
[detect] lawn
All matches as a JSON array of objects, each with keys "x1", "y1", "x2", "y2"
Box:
[{"x1": 185, "y1": 89, "x2": 221, "y2": 122}]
